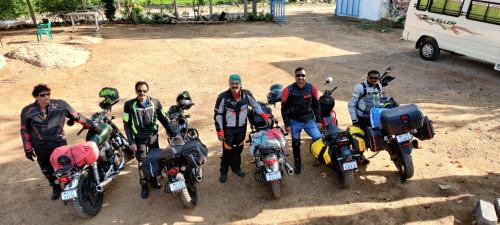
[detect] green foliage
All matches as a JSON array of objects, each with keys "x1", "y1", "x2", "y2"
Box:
[
  {"x1": 0, "y1": 0, "x2": 27, "y2": 20},
  {"x1": 34, "y1": 0, "x2": 81, "y2": 15},
  {"x1": 34, "y1": 0, "x2": 82, "y2": 16},
  {"x1": 121, "y1": 0, "x2": 144, "y2": 23},
  {"x1": 102, "y1": 0, "x2": 116, "y2": 21},
  {"x1": 247, "y1": 12, "x2": 272, "y2": 21}
]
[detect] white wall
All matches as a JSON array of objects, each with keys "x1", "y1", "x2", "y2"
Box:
[{"x1": 358, "y1": 0, "x2": 386, "y2": 21}]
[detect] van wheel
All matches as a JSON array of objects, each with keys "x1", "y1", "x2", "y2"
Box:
[{"x1": 419, "y1": 39, "x2": 440, "y2": 61}]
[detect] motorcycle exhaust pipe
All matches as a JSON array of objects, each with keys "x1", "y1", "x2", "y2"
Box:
[
  {"x1": 195, "y1": 168, "x2": 203, "y2": 182},
  {"x1": 283, "y1": 162, "x2": 294, "y2": 175},
  {"x1": 96, "y1": 177, "x2": 114, "y2": 192}
]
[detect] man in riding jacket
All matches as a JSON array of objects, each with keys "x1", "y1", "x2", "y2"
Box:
[
  {"x1": 123, "y1": 81, "x2": 175, "y2": 199},
  {"x1": 20, "y1": 84, "x2": 97, "y2": 200},
  {"x1": 348, "y1": 70, "x2": 383, "y2": 130},
  {"x1": 281, "y1": 67, "x2": 323, "y2": 175},
  {"x1": 348, "y1": 70, "x2": 383, "y2": 165},
  {"x1": 214, "y1": 74, "x2": 271, "y2": 183}
]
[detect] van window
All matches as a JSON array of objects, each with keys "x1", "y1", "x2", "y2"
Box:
[
  {"x1": 429, "y1": 0, "x2": 465, "y2": 16},
  {"x1": 417, "y1": 0, "x2": 430, "y2": 10},
  {"x1": 467, "y1": 0, "x2": 500, "y2": 25}
]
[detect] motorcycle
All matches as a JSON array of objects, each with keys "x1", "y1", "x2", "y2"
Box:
[
  {"x1": 247, "y1": 84, "x2": 294, "y2": 199},
  {"x1": 141, "y1": 91, "x2": 206, "y2": 208},
  {"x1": 366, "y1": 67, "x2": 435, "y2": 181},
  {"x1": 314, "y1": 77, "x2": 362, "y2": 189},
  {"x1": 160, "y1": 136, "x2": 206, "y2": 208},
  {"x1": 50, "y1": 87, "x2": 130, "y2": 218}
]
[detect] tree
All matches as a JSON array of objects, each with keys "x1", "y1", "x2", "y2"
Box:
[
  {"x1": 0, "y1": 0, "x2": 27, "y2": 20},
  {"x1": 26, "y1": 0, "x2": 36, "y2": 24},
  {"x1": 102, "y1": 0, "x2": 116, "y2": 21}
]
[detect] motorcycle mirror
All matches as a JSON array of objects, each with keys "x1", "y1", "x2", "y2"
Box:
[
  {"x1": 325, "y1": 77, "x2": 333, "y2": 84},
  {"x1": 66, "y1": 119, "x2": 75, "y2": 126},
  {"x1": 111, "y1": 116, "x2": 115, "y2": 120},
  {"x1": 386, "y1": 67, "x2": 392, "y2": 73}
]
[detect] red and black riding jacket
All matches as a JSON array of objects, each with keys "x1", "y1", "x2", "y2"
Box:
[
  {"x1": 281, "y1": 82, "x2": 322, "y2": 127},
  {"x1": 20, "y1": 99, "x2": 91, "y2": 152}
]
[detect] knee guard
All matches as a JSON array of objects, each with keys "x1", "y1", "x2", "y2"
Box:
[{"x1": 292, "y1": 138, "x2": 301, "y2": 162}]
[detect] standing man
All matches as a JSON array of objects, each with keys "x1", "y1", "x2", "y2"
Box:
[
  {"x1": 123, "y1": 81, "x2": 175, "y2": 199},
  {"x1": 214, "y1": 74, "x2": 271, "y2": 183},
  {"x1": 20, "y1": 84, "x2": 97, "y2": 200},
  {"x1": 281, "y1": 67, "x2": 322, "y2": 174}
]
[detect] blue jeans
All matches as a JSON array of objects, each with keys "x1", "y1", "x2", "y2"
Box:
[{"x1": 290, "y1": 119, "x2": 322, "y2": 140}]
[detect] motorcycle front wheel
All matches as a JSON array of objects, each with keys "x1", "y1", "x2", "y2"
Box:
[{"x1": 72, "y1": 171, "x2": 103, "y2": 218}]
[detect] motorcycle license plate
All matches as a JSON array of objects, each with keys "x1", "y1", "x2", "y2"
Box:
[
  {"x1": 342, "y1": 161, "x2": 357, "y2": 170},
  {"x1": 169, "y1": 180, "x2": 186, "y2": 192},
  {"x1": 61, "y1": 189, "x2": 77, "y2": 201},
  {"x1": 265, "y1": 171, "x2": 281, "y2": 181},
  {"x1": 396, "y1": 133, "x2": 412, "y2": 143}
]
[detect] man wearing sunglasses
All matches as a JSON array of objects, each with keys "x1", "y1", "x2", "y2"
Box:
[
  {"x1": 348, "y1": 70, "x2": 383, "y2": 165},
  {"x1": 281, "y1": 67, "x2": 323, "y2": 175},
  {"x1": 348, "y1": 70, "x2": 383, "y2": 130},
  {"x1": 123, "y1": 81, "x2": 175, "y2": 199},
  {"x1": 20, "y1": 84, "x2": 97, "y2": 200},
  {"x1": 214, "y1": 74, "x2": 272, "y2": 183}
]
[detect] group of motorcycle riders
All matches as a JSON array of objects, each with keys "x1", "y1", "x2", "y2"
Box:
[{"x1": 20, "y1": 67, "x2": 384, "y2": 200}]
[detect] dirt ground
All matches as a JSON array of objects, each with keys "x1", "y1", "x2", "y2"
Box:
[{"x1": 0, "y1": 6, "x2": 499, "y2": 225}]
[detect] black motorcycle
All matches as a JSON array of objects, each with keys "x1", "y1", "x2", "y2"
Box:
[
  {"x1": 144, "y1": 91, "x2": 206, "y2": 208},
  {"x1": 159, "y1": 138, "x2": 206, "y2": 208},
  {"x1": 366, "y1": 67, "x2": 435, "y2": 181},
  {"x1": 316, "y1": 77, "x2": 359, "y2": 189},
  {"x1": 51, "y1": 87, "x2": 130, "y2": 218},
  {"x1": 247, "y1": 86, "x2": 293, "y2": 199}
]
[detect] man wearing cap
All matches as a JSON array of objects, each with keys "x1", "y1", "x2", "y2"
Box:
[{"x1": 214, "y1": 74, "x2": 272, "y2": 183}]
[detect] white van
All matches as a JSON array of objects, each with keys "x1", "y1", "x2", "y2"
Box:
[{"x1": 402, "y1": 0, "x2": 500, "y2": 70}]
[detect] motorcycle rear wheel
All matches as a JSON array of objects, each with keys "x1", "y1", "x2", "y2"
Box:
[
  {"x1": 72, "y1": 171, "x2": 103, "y2": 218},
  {"x1": 180, "y1": 181, "x2": 197, "y2": 208},
  {"x1": 271, "y1": 180, "x2": 281, "y2": 199},
  {"x1": 339, "y1": 169, "x2": 354, "y2": 189}
]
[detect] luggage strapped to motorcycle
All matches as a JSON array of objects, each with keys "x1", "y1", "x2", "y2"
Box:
[{"x1": 317, "y1": 144, "x2": 328, "y2": 165}]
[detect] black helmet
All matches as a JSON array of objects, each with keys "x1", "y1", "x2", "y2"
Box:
[
  {"x1": 267, "y1": 84, "x2": 283, "y2": 104},
  {"x1": 98, "y1": 87, "x2": 119, "y2": 109},
  {"x1": 319, "y1": 95, "x2": 335, "y2": 117},
  {"x1": 176, "y1": 91, "x2": 193, "y2": 109}
]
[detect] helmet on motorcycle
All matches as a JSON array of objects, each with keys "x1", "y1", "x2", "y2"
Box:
[
  {"x1": 267, "y1": 84, "x2": 283, "y2": 104},
  {"x1": 98, "y1": 87, "x2": 120, "y2": 110},
  {"x1": 176, "y1": 91, "x2": 193, "y2": 110},
  {"x1": 319, "y1": 95, "x2": 335, "y2": 117}
]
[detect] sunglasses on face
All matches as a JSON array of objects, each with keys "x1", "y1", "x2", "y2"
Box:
[
  {"x1": 136, "y1": 89, "x2": 148, "y2": 93},
  {"x1": 38, "y1": 93, "x2": 50, "y2": 97},
  {"x1": 368, "y1": 77, "x2": 380, "y2": 80},
  {"x1": 230, "y1": 82, "x2": 240, "y2": 86},
  {"x1": 295, "y1": 74, "x2": 306, "y2": 78}
]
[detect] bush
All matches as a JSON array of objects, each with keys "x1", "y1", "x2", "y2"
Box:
[
  {"x1": 121, "y1": 0, "x2": 144, "y2": 23},
  {"x1": 0, "y1": 0, "x2": 27, "y2": 20},
  {"x1": 34, "y1": 0, "x2": 81, "y2": 16},
  {"x1": 102, "y1": 0, "x2": 116, "y2": 21}
]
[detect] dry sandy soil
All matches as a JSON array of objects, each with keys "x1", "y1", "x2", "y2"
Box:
[{"x1": 0, "y1": 6, "x2": 499, "y2": 225}]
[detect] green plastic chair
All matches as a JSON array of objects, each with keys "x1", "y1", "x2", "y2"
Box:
[{"x1": 36, "y1": 20, "x2": 52, "y2": 42}]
